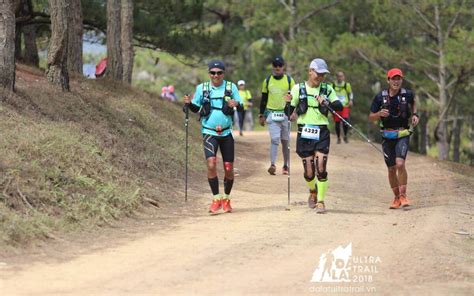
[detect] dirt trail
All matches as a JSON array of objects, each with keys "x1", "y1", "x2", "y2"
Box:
[{"x1": 0, "y1": 131, "x2": 473, "y2": 295}]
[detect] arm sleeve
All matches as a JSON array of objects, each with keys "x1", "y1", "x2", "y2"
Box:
[
  {"x1": 329, "y1": 100, "x2": 343, "y2": 111},
  {"x1": 260, "y1": 92, "x2": 268, "y2": 114},
  {"x1": 183, "y1": 103, "x2": 200, "y2": 113},
  {"x1": 184, "y1": 87, "x2": 202, "y2": 113},
  {"x1": 284, "y1": 103, "x2": 295, "y2": 115}
]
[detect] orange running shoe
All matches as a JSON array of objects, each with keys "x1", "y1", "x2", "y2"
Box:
[
  {"x1": 222, "y1": 198, "x2": 233, "y2": 213},
  {"x1": 400, "y1": 195, "x2": 411, "y2": 207},
  {"x1": 389, "y1": 197, "x2": 401, "y2": 209},
  {"x1": 209, "y1": 199, "x2": 222, "y2": 214}
]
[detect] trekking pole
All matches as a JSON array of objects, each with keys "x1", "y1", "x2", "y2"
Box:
[
  {"x1": 286, "y1": 96, "x2": 291, "y2": 206},
  {"x1": 184, "y1": 102, "x2": 189, "y2": 202},
  {"x1": 325, "y1": 101, "x2": 388, "y2": 159}
]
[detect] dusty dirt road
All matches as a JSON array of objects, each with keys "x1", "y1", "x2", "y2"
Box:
[{"x1": 0, "y1": 131, "x2": 473, "y2": 295}]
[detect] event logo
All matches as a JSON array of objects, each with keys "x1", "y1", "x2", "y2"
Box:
[
  {"x1": 311, "y1": 243, "x2": 352, "y2": 282},
  {"x1": 310, "y1": 242, "x2": 381, "y2": 285}
]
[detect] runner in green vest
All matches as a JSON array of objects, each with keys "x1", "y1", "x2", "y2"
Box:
[
  {"x1": 331, "y1": 71, "x2": 353, "y2": 144},
  {"x1": 284, "y1": 58, "x2": 342, "y2": 213},
  {"x1": 237, "y1": 80, "x2": 253, "y2": 135}
]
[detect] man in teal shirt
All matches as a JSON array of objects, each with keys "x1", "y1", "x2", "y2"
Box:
[{"x1": 183, "y1": 60, "x2": 242, "y2": 214}]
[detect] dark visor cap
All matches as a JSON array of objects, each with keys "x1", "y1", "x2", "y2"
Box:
[
  {"x1": 208, "y1": 60, "x2": 225, "y2": 71},
  {"x1": 272, "y1": 56, "x2": 285, "y2": 67}
]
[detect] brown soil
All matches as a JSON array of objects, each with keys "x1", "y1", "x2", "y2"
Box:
[{"x1": 0, "y1": 131, "x2": 472, "y2": 295}]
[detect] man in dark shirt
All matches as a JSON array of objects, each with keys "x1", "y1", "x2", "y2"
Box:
[{"x1": 369, "y1": 68, "x2": 419, "y2": 209}]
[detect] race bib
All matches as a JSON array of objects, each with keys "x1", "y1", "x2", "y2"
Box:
[
  {"x1": 271, "y1": 111, "x2": 286, "y2": 122},
  {"x1": 301, "y1": 125, "x2": 320, "y2": 140}
]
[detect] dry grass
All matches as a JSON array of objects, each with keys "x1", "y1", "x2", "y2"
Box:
[{"x1": 0, "y1": 64, "x2": 203, "y2": 247}]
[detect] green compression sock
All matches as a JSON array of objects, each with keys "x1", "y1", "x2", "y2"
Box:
[
  {"x1": 306, "y1": 177, "x2": 317, "y2": 191},
  {"x1": 316, "y1": 179, "x2": 328, "y2": 202}
]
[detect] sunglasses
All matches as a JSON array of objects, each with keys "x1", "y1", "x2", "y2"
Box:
[
  {"x1": 209, "y1": 71, "x2": 224, "y2": 76},
  {"x1": 273, "y1": 64, "x2": 284, "y2": 68}
]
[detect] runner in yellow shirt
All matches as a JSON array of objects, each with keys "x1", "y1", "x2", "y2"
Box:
[
  {"x1": 259, "y1": 56, "x2": 295, "y2": 175},
  {"x1": 284, "y1": 58, "x2": 342, "y2": 213},
  {"x1": 237, "y1": 80, "x2": 253, "y2": 135}
]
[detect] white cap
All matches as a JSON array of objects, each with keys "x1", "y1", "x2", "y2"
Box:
[
  {"x1": 237, "y1": 80, "x2": 245, "y2": 85},
  {"x1": 309, "y1": 58, "x2": 330, "y2": 74}
]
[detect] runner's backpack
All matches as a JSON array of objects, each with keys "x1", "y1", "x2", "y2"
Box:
[
  {"x1": 379, "y1": 88, "x2": 408, "y2": 128},
  {"x1": 296, "y1": 82, "x2": 332, "y2": 116},
  {"x1": 331, "y1": 82, "x2": 350, "y2": 96},
  {"x1": 265, "y1": 74, "x2": 293, "y2": 93},
  {"x1": 199, "y1": 81, "x2": 234, "y2": 120}
]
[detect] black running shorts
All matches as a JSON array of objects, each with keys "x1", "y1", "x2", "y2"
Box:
[
  {"x1": 296, "y1": 125, "x2": 330, "y2": 158},
  {"x1": 203, "y1": 134, "x2": 235, "y2": 162},
  {"x1": 382, "y1": 136, "x2": 410, "y2": 167}
]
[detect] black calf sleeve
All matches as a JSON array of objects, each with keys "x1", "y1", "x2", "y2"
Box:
[
  {"x1": 224, "y1": 178, "x2": 234, "y2": 195},
  {"x1": 208, "y1": 177, "x2": 219, "y2": 195}
]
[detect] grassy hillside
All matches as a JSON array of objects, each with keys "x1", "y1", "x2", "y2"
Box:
[{"x1": 0, "y1": 64, "x2": 204, "y2": 248}]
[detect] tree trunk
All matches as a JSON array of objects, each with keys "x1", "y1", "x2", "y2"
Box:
[
  {"x1": 435, "y1": 120, "x2": 449, "y2": 161},
  {"x1": 434, "y1": 5, "x2": 449, "y2": 161},
  {"x1": 418, "y1": 110, "x2": 428, "y2": 155},
  {"x1": 23, "y1": 24, "x2": 39, "y2": 66},
  {"x1": 67, "y1": 0, "x2": 82, "y2": 74},
  {"x1": 452, "y1": 115, "x2": 462, "y2": 163},
  {"x1": 349, "y1": 12, "x2": 355, "y2": 34},
  {"x1": 0, "y1": 0, "x2": 16, "y2": 92},
  {"x1": 286, "y1": 0, "x2": 296, "y2": 73},
  {"x1": 470, "y1": 119, "x2": 474, "y2": 166},
  {"x1": 120, "y1": 0, "x2": 133, "y2": 84},
  {"x1": 46, "y1": 0, "x2": 69, "y2": 91},
  {"x1": 106, "y1": 0, "x2": 122, "y2": 81},
  {"x1": 14, "y1": 23, "x2": 20, "y2": 59}
]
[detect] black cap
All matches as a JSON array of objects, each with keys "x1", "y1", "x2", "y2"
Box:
[
  {"x1": 272, "y1": 56, "x2": 285, "y2": 66},
  {"x1": 208, "y1": 60, "x2": 225, "y2": 71}
]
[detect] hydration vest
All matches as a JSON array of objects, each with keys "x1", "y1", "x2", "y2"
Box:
[
  {"x1": 379, "y1": 88, "x2": 409, "y2": 128},
  {"x1": 331, "y1": 82, "x2": 349, "y2": 95},
  {"x1": 295, "y1": 82, "x2": 331, "y2": 116},
  {"x1": 199, "y1": 81, "x2": 234, "y2": 119}
]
